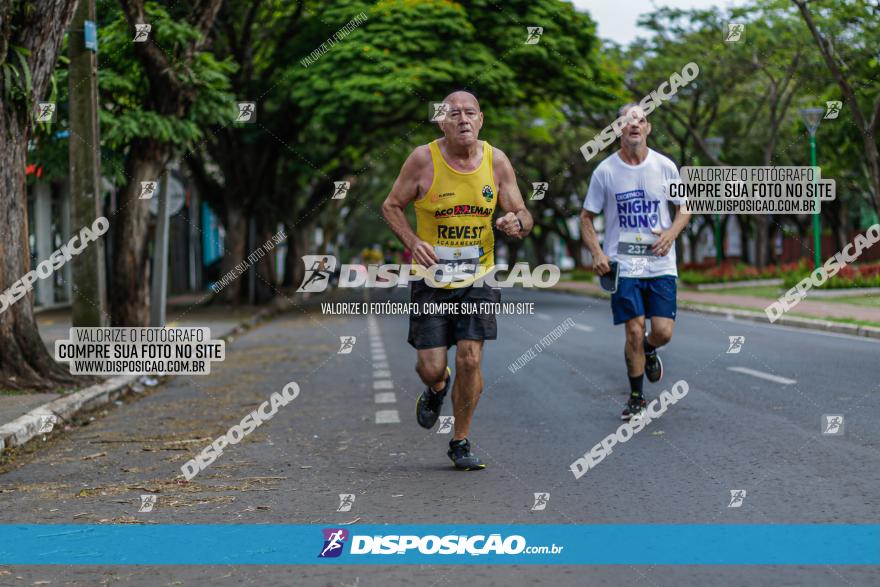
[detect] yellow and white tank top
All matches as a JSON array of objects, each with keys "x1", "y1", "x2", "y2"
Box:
[{"x1": 414, "y1": 140, "x2": 497, "y2": 289}]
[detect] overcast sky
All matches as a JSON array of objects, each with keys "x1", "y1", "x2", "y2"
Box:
[{"x1": 570, "y1": 0, "x2": 752, "y2": 46}]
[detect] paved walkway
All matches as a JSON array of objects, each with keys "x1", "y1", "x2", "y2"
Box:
[
  {"x1": 555, "y1": 280, "x2": 880, "y2": 323},
  {"x1": 0, "y1": 297, "x2": 257, "y2": 425}
]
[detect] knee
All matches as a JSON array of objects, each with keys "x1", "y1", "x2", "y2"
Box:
[
  {"x1": 625, "y1": 321, "x2": 645, "y2": 346},
  {"x1": 651, "y1": 326, "x2": 673, "y2": 346},
  {"x1": 455, "y1": 348, "x2": 482, "y2": 373},
  {"x1": 416, "y1": 360, "x2": 445, "y2": 383}
]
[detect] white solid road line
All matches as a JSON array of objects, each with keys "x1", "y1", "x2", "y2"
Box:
[
  {"x1": 375, "y1": 410, "x2": 401, "y2": 424},
  {"x1": 374, "y1": 392, "x2": 396, "y2": 404},
  {"x1": 572, "y1": 323, "x2": 594, "y2": 332},
  {"x1": 727, "y1": 366, "x2": 796, "y2": 385}
]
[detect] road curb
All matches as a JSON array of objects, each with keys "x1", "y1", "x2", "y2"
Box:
[
  {"x1": 551, "y1": 284, "x2": 880, "y2": 340},
  {"x1": 0, "y1": 295, "x2": 296, "y2": 455},
  {"x1": 0, "y1": 375, "x2": 138, "y2": 452}
]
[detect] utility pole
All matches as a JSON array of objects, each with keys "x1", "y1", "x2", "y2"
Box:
[
  {"x1": 68, "y1": 0, "x2": 107, "y2": 326},
  {"x1": 800, "y1": 108, "x2": 824, "y2": 268},
  {"x1": 150, "y1": 173, "x2": 170, "y2": 327}
]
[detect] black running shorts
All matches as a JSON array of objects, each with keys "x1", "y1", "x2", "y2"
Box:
[{"x1": 407, "y1": 280, "x2": 501, "y2": 349}]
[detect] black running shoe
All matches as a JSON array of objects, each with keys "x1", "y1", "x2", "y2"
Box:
[
  {"x1": 447, "y1": 438, "x2": 486, "y2": 470},
  {"x1": 621, "y1": 396, "x2": 647, "y2": 420},
  {"x1": 644, "y1": 339, "x2": 663, "y2": 383},
  {"x1": 416, "y1": 366, "x2": 451, "y2": 429}
]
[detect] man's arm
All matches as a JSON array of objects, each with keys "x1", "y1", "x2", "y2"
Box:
[
  {"x1": 381, "y1": 146, "x2": 439, "y2": 267},
  {"x1": 651, "y1": 202, "x2": 692, "y2": 256},
  {"x1": 580, "y1": 209, "x2": 610, "y2": 275},
  {"x1": 493, "y1": 148, "x2": 533, "y2": 239}
]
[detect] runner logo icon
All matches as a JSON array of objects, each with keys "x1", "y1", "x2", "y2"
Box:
[
  {"x1": 524, "y1": 26, "x2": 543, "y2": 44},
  {"x1": 337, "y1": 494, "x2": 355, "y2": 512},
  {"x1": 436, "y1": 416, "x2": 454, "y2": 434},
  {"x1": 725, "y1": 23, "x2": 744, "y2": 42},
  {"x1": 38, "y1": 414, "x2": 58, "y2": 434},
  {"x1": 824, "y1": 101, "x2": 842, "y2": 120},
  {"x1": 530, "y1": 182, "x2": 548, "y2": 201},
  {"x1": 727, "y1": 336, "x2": 745, "y2": 354},
  {"x1": 338, "y1": 336, "x2": 356, "y2": 354},
  {"x1": 297, "y1": 255, "x2": 337, "y2": 292},
  {"x1": 319, "y1": 528, "x2": 349, "y2": 558},
  {"x1": 728, "y1": 489, "x2": 746, "y2": 508},
  {"x1": 332, "y1": 181, "x2": 350, "y2": 199},
  {"x1": 822, "y1": 414, "x2": 844, "y2": 435},
  {"x1": 531, "y1": 492, "x2": 549, "y2": 511}
]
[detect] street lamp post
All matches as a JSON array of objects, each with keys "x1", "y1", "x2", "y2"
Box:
[
  {"x1": 705, "y1": 137, "x2": 725, "y2": 263},
  {"x1": 800, "y1": 108, "x2": 824, "y2": 269}
]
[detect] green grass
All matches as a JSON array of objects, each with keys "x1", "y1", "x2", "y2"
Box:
[
  {"x1": 694, "y1": 285, "x2": 782, "y2": 299},
  {"x1": 560, "y1": 270, "x2": 595, "y2": 282}
]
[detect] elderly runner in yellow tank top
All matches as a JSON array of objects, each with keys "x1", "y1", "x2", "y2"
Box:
[{"x1": 382, "y1": 90, "x2": 533, "y2": 470}]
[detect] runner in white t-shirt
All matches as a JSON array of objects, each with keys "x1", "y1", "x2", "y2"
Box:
[{"x1": 580, "y1": 103, "x2": 692, "y2": 420}]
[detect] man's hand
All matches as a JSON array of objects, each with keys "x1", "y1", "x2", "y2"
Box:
[
  {"x1": 495, "y1": 212, "x2": 522, "y2": 238},
  {"x1": 592, "y1": 251, "x2": 611, "y2": 275},
  {"x1": 410, "y1": 239, "x2": 440, "y2": 268},
  {"x1": 652, "y1": 228, "x2": 676, "y2": 257}
]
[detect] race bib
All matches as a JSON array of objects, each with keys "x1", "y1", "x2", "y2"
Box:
[
  {"x1": 617, "y1": 232, "x2": 658, "y2": 257},
  {"x1": 433, "y1": 245, "x2": 481, "y2": 283}
]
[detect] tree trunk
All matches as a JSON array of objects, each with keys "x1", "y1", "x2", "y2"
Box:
[
  {"x1": 284, "y1": 223, "x2": 311, "y2": 289},
  {"x1": 110, "y1": 138, "x2": 165, "y2": 326},
  {"x1": 253, "y1": 224, "x2": 277, "y2": 304},
  {"x1": 754, "y1": 216, "x2": 768, "y2": 268},
  {"x1": 0, "y1": 117, "x2": 79, "y2": 389},
  {"x1": 219, "y1": 206, "x2": 248, "y2": 304},
  {"x1": 0, "y1": 0, "x2": 81, "y2": 389}
]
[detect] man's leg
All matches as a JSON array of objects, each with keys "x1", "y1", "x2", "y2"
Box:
[
  {"x1": 643, "y1": 276, "x2": 677, "y2": 382},
  {"x1": 414, "y1": 346, "x2": 451, "y2": 429},
  {"x1": 445, "y1": 339, "x2": 486, "y2": 470},
  {"x1": 648, "y1": 316, "x2": 675, "y2": 348},
  {"x1": 624, "y1": 316, "x2": 647, "y2": 393},
  {"x1": 451, "y1": 339, "x2": 484, "y2": 440},
  {"x1": 415, "y1": 346, "x2": 449, "y2": 391}
]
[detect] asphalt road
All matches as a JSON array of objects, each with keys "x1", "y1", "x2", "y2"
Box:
[{"x1": 1, "y1": 286, "x2": 878, "y2": 586}]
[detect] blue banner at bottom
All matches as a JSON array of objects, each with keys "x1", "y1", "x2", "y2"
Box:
[{"x1": 0, "y1": 525, "x2": 877, "y2": 565}]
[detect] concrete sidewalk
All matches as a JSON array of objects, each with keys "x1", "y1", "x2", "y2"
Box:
[{"x1": 0, "y1": 295, "x2": 275, "y2": 444}]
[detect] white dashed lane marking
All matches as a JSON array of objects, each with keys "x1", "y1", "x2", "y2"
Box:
[
  {"x1": 375, "y1": 410, "x2": 401, "y2": 424},
  {"x1": 727, "y1": 366, "x2": 796, "y2": 385},
  {"x1": 368, "y1": 317, "x2": 398, "y2": 424}
]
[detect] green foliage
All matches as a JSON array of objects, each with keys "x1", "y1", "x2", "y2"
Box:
[
  {"x1": 96, "y1": 1, "x2": 236, "y2": 151},
  {"x1": 1, "y1": 45, "x2": 33, "y2": 107}
]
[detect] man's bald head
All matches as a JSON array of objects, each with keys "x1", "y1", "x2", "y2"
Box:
[{"x1": 443, "y1": 90, "x2": 480, "y2": 111}]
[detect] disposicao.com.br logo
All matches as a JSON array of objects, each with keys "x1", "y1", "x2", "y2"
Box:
[
  {"x1": 318, "y1": 528, "x2": 563, "y2": 558},
  {"x1": 297, "y1": 255, "x2": 559, "y2": 292}
]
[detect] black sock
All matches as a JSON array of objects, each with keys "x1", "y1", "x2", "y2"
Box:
[
  {"x1": 629, "y1": 374, "x2": 644, "y2": 398},
  {"x1": 644, "y1": 337, "x2": 657, "y2": 355}
]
